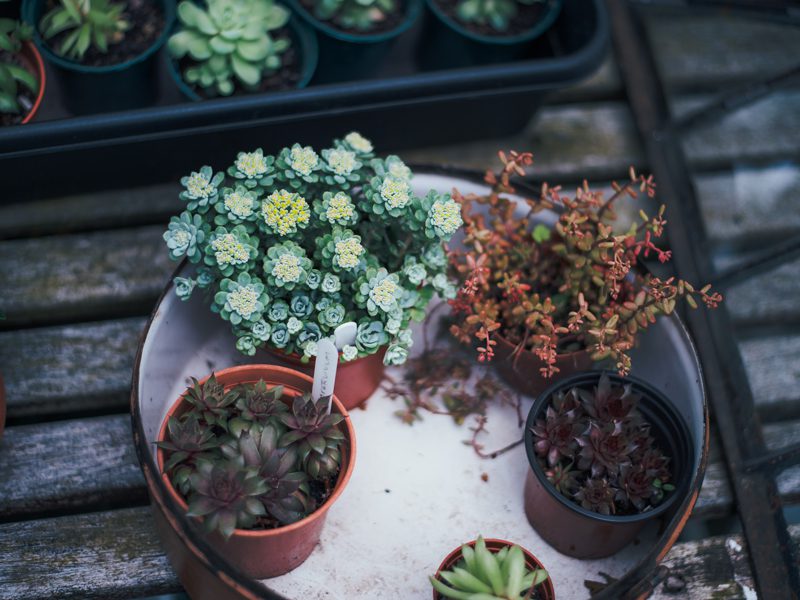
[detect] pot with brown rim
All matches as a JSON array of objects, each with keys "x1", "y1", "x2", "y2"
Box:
[
  {"x1": 155, "y1": 363, "x2": 357, "y2": 580},
  {"x1": 1, "y1": 35, "x2": 46, "y2": 126},
  {"x1": 431, "y1": 537, "x2": 555, "y2": 600},
  {"x1": 523, "y1": 371, "x2": 693, "y2": 559}
]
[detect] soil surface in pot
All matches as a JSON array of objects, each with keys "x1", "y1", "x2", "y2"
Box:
[
  {"x1": 0, "y1": 50, "x2": 37, "y2": 126},
  {"x1": 432, "y1": 0, "x2": 547, "y2": 37},
  {"x1": 41, "y1": 0, "x2": 164, "y2": 67},
  {"x1": 299, "y1": 0, "x2": 407, "y2": 35},
  {"x1": 179, "y1": 30, "x2": 301, "y2": 99}
]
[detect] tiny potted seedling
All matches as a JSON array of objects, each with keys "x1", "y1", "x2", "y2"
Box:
[
  {"x1": 0, "y1": 17, "x2": 44, "y2": 125},
  {"x1": 167, "y1": 0, "x2": 317, "y2": 100},
  {"x1": 431, "y1": 536, "x2": 554, "y2": 600},
  {"x1": 23, "y1": 0, "x2": 174, "y2": 113}
]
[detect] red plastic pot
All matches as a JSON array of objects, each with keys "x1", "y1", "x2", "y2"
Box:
[
  {"x1": 17, "y1": 41, "x2": 45, "y2": 124},
  {"x1": 432, "y1": 538, "x2": 556, "y2": 600},
  {"x1": 523, "y1": 372, "x2": 693, "y2": 559},
  {"x1": 265, "y1": 346, "x2": 386, "y2": 410},
  {"x1": 492, "y1": 333, "x2": 592, "y2": 398},
  {"x1": 156, "y1": 364, "x2": 357, "y2": 580}
]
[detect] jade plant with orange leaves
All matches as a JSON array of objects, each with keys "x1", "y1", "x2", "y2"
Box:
[{"x1": 448, "y1": 151, "x2": 722, "y2": 377}]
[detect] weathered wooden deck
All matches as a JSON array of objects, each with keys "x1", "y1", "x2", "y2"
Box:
[{"x1": 1, "y1": 7, "x2": 799, "y2": 599}]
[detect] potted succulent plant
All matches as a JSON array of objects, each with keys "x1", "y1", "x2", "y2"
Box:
[
  {"x1": 162, "y1": 132, "x2": 462, "y2": 409},
  {"x1": 286, "y1": 0, "x2": 422, "y2": 83},
  {"x1": 419, "y1": 0, "x2": 562, "y2": 70},
  {"x1": 0, "y1": 17, "x2": 44, "y2": 125},
  {"x1": 523, "y1": 371, "x2": 692, "y2": 558},
  {"x1": 156, "y1": 364, "x2": 356, "y2": 578},
  {"x1": 431, "y1": 536, "x2": 554, "y2": 600},
  {"x1": 448, "y1": 151, "x2": 722, "y2": 397},
  {"x1": 167, "y1": 0, "x2": 317, "y2": 100},
  {"x1": 22, "y1": 0, "x2": 175, "y2": 114}
]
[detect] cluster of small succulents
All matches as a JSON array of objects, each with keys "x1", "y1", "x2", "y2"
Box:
[
  {"x1": 39, "y1": 0, "x2": 130, "y2": 60},
  {"x1": 449, "y1": 151, "x2": 722, "y2": 377},
  {"x1": 454, "y1": 0, "x2": 544, "y2": 33},
  {"x1": 158, "y1": 375, "x2": 346, "y2": 539},
  {"x1": 0, "y1": 19, "x2": 38, "y2": 115},
  {"x1": 531, "y1": 373, "x2": 675, "y2": 515},
  {"x1": 311, "y1": 0, "x2": 396, "y2": 31},
  {"x1": 164, "y1": 132, "x2": 461, "y2": 366},
  {"x1": 168, "y1": 0, "x2": 290, "y2": 96},
  {"x1": 430, "y1": 536, "x2": 549, "y2": 600}
]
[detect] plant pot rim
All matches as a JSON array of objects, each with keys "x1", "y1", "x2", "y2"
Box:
[
  {"x1": 156, "y1": 363, "x2": 357, "y2": 539},
  {"x1": 433, "y1": 538, "x2": 554, "y2": 599},
  {"x1": 18, "y1": 41, "x2": 45, "y2": 124},
  {"x1": 523, "y1": 370, "x2": 691, "y2": 525},
  {"x1": 23, "y1": 0, "x2": 176, "y2": 74},
  {"x1": 265, "y1": 344, "x2": 387, "y2": 366},
  {"x1": 287, "y1": 0, "x2": 422, "y2": 44},
  {"x1": 168, "y1": 14, "x2": 318, "y2": 102},
  {"x1": 425, "y1": 0, "x2": 562, "y2": 46}
]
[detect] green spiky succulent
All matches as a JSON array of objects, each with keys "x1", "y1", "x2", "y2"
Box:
[
  {"x1": 311, "y1": 0, "x2": 396, "y2": 32},
  {"x1": 430, "y1": 536, "x2": 549, "y2": 600},
  {"x1": 0, "y1": 19, "x2": 38, "y2": 116},
  {"x1": 39, "y1": 0, "x2": 130, "y2": 60},
  {"x1": 160, "y1": 374, "x2": 348, "y2": 539},
  {"x1": 168, "y1": 0, "x2": 291, "y2": 97},
  {"x1": 454, "y1": 0, "x2": 545, "y2": 33}
]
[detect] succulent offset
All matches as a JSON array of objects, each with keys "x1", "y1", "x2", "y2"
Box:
[
  {"x1": 454, "y1": 0, "x2": 545, "y2": 33},
  {"x1": 0, "y1": 19, "x2": 38, "y2": 115},
  {"x1": 158, "y1": 375, "x2": 348, "y2": 539},
  {"x1": 168, "y1": 0, "x2": 291, "y2": 96},
  {"x1": 530, "y1": 373, "x2": 675, "y2": 515},
  {"x1": 39, "y1": 0, "x2": 130, "y2": 60},
  {"x1": 311, "y1": 0, "x2": 397, "y2": 32},
  {"x1": 430, "y1": 536, "x2": 549, "y2": 600},
  {"x1": 163, "y1": 132, "x2": 462, "y2": 366}
]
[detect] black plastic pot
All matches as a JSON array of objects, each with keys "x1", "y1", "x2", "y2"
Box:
[
  {"x1": 419, "y1": 0, "x2": 562, "y2": 70},
  {"x1": 168, "y1": 15, "x2": 318, "y2": 101},
  {"x1": 0, "y1": 0, "x2": 22, "y2": 19},
  {"x1": 22, "y1": 0, "x2": 176, "y2": 115},
  {"x1": 286, "y1": 0, "x2": 422, "y2": 83},
  {"x1": 523, "y1": 371, "x2": 694, "y2": 559}
]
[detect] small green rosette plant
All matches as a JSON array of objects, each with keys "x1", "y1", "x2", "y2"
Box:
[{"x1": 163, "y1": 132, "x2": 462, "y2": 366}]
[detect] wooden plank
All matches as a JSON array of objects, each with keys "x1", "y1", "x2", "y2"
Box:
[
  {"x1": 738, "y1": 334, "x2": 800, "y2": 420},
  {"x1": 0, "y1": 183, "x2": 181, "y2": 241},
  {"x1": 0, "y1": 318, "x2": 146, "y2": 420},
  {"x1": 549, "y1": 56, "x2": 622, "y2": 103},
  {"x1": 0, "y1": 414, "x2": 146, "y2": 521},
  {"x1": 0, "y1": 226, "x2": 174, "y2": 327},
  {"x1": 644, "y1": 11, "x2": 800, "y2": 93},
  {"x1": 0, "y1": 507, "x2": 180, "y2": 600},
  {"x1": 723, "y1": 260, "x2": 800, "y2": 328}
]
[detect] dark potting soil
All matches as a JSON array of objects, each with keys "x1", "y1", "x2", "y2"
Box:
[
  {"x1": 299, "y1": 0, "x2": 407, "y2": 36},
  {"x1": 0, "y1": 50, "x2": 37, "y2": 126},
  {"x1": 433, "y1": 0, "x2": 548, "y2": 38},
  {"x1": 42, "y1": 0, "x2": 164, "y2": 67},
  {"x1": 181, "y1": 30, "x2": 301, "y2": 100}
]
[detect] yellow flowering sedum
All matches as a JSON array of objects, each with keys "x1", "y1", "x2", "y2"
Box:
[
  {"x1": 431, "y1": 200, "x2": 462, "y2": 236},
  {"x1": 236, "y1": 150, "x2": 269, "y2": 179},
  {"x1": 327, "y1": 148, "x2": 357, "y2": 176},
  {"x1": 227, "y1": 286, "x2": 259, "y2": 319},
  {"x1": 380, "y1": 177, "x2": 411, "y2": 210},
  {"x1": 224, "y1": 190, "x2": 254, "y2": 219},
  {"x1": 344, "y1": 131, "x2": 373, "y2": 153},
  {"x1": 186, "y1": 171, "x2": 215, "y2": 199},
  {"x1": 334, "y1": 237, "x2": 365, "y2": 270},
  {"x1": 326, "y1": 192, "x2": 355, "y2": 222},
  {"x1": 262, "y1": 189, "x2": 311, "y2": 236},
  {"x1": 289, "y1": 145, "x2": 319, "y2": 176},
  {"x1": 272, "y1": 254, "x2": 302, "y2": 283},
  {"x1": 212, "y1": 234, "x2": 250, "y2": 266}
]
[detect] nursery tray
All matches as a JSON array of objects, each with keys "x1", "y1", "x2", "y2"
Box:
[
  {"x1": 132, "y1": 172, "x2": 709, "y2": 599},
  {"x1": 1, "y1": 0, "x2": 607, "y2": 200}
]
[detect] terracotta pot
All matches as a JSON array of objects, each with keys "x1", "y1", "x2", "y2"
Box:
[
  {"x1": 523, "y1": 372, "x2": 693, "y2": 559},
  {"x1": 492, "y1": 333, "x2": 592, "y2": 398},
  {"x1": 17, "y1": 41, "x2": 46, "y2": 124},
  {"x1": 265, "y1": 346, "x2": 386, "y2": 410},
  {"x1": 156, "y1": 364, "x2": 357, "y2": 579},
  {"x1": 432, "y1": 538, "x2": 556, "y2": 600},
  {"x1": 0, "y1": 370, "x2": 5, "y2": 439}
]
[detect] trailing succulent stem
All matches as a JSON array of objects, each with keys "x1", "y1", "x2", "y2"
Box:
[
  {"x1": 0, "y1": 19, "x2": 38, "y2": 115},
  {"x1": 430, "y1": 536, "x2": 549, "y2": 600},
  {"x1": 39, "y1": 0, "x2": 129, "y2": 60}
]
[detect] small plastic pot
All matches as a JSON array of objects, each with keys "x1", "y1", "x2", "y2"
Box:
[
  {"x1": 523, "y1": 371, "x2": 693, "y2": 559},
  {"x1": 491, "y1": 333, "x2": 592, "y2": 398},
  {"x1": 418, "y1": 0, "x2": 562, "y2": 70},
  {"x1": 432, "y1": 538, "x2": 556, "y2": 600},
  {"x1": 17, "y1": 41, "x2": 46, "y2": 124},
  {"x1": 168, "y1": 15, "x2": 318, "y2": 102},
  {"x1": 22, "y1": 0, "x2": 175, "y2": 114},
  {"x1": 156, "y1": 364, "x2": 357, "y2": 580},
  {"x1": 265, "y1": 346, "x2": 386, "y2": 411},
  {"x1": 286, "y1": 0, "x2": 422, "y2": 83}
]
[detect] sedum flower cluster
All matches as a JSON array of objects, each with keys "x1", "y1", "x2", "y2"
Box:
[{"x1": 164, "y1": 132, "x2": 462, "y2": 365}]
